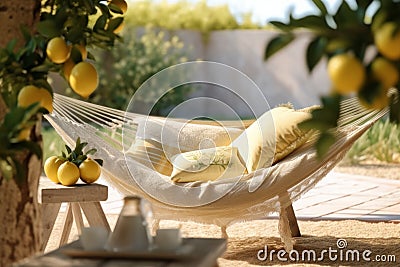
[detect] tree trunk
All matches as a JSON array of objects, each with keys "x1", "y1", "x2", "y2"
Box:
[{"x1": 0, "y1": 1, "x2": 42, "y2": 266}]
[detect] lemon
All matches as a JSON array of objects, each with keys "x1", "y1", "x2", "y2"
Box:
[
  {"x1": 110, "y1": 0, "x2": 128, "y2": 14},
  {"x1": 359, "y1": 86, "x2": 390, "y2": 110},
  {"x1": 374, "y1": 22, "x2": 400, "y2": 60},
  {"x1": 79, "y1": 158, "x2": 101, "y2": 184},
  {"x1": 46, "y1": 37, "x2": 71, "y2": 64},
  {"x1": 371, "y1": 57, "x2": 399, "y2": 88},
  {"x1": 44, "y1": 156, "x2": 65, "y2": 183},
  {"x1": 69, "y1": 62, "x2": 99, "y2": 98},
  {"x1": 327, "y1": 54, "x2": 366, "y2": 95},
  {"x1": 63, "y1": 58, "x2": 75, "y2": 81},
  {"x1": 57, "y1": 161, "x2": 80, "y2": 186},
  {"x1": 18, "y1": 85, "x2": 53, "y2": 113}
]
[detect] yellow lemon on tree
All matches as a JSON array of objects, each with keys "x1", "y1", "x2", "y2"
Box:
[
  {"x1": 327, "y1": 54, "x2": 366, "y2": 95},
  {"x1": 63, "y1": 58, "x2": 75, "y2": 81},
  {"x1": 109, "y1": 0, "x2": 128, "y2": 14},
  {"x1": 359, "y1": 86, "x2": 390, "y2": 110},
  {"x1": 44, "y1": 156, "x2": 66, "y2": 183},
  {"x1": 46, "y1": 37, "x2": 71, "y2": 64},
  {"x1": 57, "y1": 161, "x2": 80, "y2": 186},
  {"x1": 79, "y1": 158, "x2": 101, "y2": 184},
  {"x1": 69, "y1": 61, "x2": 99, "y2": 98},
  {"x1": 374, "y1": 22, "x2": 400, "y2": 60},
  {"x1": 18, "y1": 85, "x2": 53, "y2": 113},
  {"x1": 371, "y1": 57, "x2": 399, "y2": 88}
]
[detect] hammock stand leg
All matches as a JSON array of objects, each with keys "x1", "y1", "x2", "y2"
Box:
[
  {"x1": 283, "y1": 203, "x2": 301, "y2": 237},
  {"x1": 278, "y1": 192, "x2": 301, "y2": 238}
]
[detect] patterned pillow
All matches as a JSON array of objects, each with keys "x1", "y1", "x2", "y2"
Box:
[{"x1": 170, "y1": 146, "x2": 247, "y2": 183}]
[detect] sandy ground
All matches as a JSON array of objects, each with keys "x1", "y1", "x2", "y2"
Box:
[{"x1": 335, "y1": 162, "x2": 400, "y2": 180}]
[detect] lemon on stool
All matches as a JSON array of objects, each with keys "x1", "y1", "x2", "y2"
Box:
[
  {"x1": 57, "y1": 161, "x2": 80, "y2": 186},
  {"x1": 44, "y1": 156, "x2": 65, "y2": 183},
  {"x1": 79, "y1": 158, "x2": 101, "y2": 184}
]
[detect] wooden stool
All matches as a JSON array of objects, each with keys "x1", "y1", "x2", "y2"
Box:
[{"x1": 39, "y1": 177, "x2": 110, "y2": 251}]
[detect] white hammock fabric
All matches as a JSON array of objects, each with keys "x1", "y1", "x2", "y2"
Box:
[{"x1": 45, "y1": 94, "x2": 388, "y2": 249}]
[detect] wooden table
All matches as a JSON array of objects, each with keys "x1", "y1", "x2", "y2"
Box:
[
  {"x1": 15, "y1": 238, "x2": 227, "y2": 267},
  {"x1": 39, "y1": 177, "x2": 110, "y2": 251}
]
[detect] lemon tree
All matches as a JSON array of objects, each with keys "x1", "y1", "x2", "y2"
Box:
[
  {"x1": 0, "y1": 0, "x2": 126, "y2": 182},
  {"x1": 264, "y1": 0, "x2": 400, "y2": 157}
]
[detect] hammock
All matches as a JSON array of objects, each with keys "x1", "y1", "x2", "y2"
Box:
[{"x1": 45, "y1": 93, "x2": 389, "y2": 250}]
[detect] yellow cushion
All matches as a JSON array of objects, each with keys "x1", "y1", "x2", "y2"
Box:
[
  {"x1": 126, "y1": 139, "x2": 173, "y2": 176},
  {"x1": 170, "y1": 146, "x2": 247, "y2": 183},
  {"x1": 232, "y1": 106, "x2": 314, "y2": 172}
]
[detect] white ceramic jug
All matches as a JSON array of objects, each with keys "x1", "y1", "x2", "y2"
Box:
[{"x1": 106, "y1": 196, "x2": 151, "y2": 252}]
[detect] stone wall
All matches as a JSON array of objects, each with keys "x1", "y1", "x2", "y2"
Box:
[{"x1": 168, "y1": 29, "x2": 330, "y2": 118}]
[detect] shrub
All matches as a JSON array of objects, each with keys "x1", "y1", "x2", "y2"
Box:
[
  {"x1": 85, "y1": 27, "x2": 191, "y2": 114},
  {"x1": 343, "y1": 119, "x2": 400, "y2": 164},
  {"x1": 125, "y1": 0, "x2": 262, "y2": 38}
]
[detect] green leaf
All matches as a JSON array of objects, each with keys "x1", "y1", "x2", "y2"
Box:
[
  {"x1": 316, "y1": 132, "x2": 336, "y2": 158},
  {"x1": 85, "y1": 148, "x2": 97, "y2": 155},
  {"x1": 36, "y1": 20, "x2": 61, "y2": 38},
  {"x1": 71, "y1": 151, "x2": 77, "y2": 160},
  {"x1": 65, "y1": 145, "x2": 72, "y2": 154},
  {"x1": 290, "y1": 15, "x2": 327, "y2": 30},
  {"x1": 264, "y1": 34, "x2": 294, "y2": 60},
  {"x1": 306, "y1": 36, "x2": 327, "y2": 72},
  {"x1": 69, "y1": 46, "x2": 83, "y2": 62},
  {"x1": 108, "y1": 3, "x2": 124, "y2": 14},
  {"x1": 33, "y1": 79, "x2": 53, "y2": 93},
  {"x1": 31, "y1": 64, "x2": 51, "y2": 73},
  {"x1": 65, "y1": 27, "x2": 85, "y2": 44},
  {"x1": 94, "y1": 15, "x2": 108, "y2": 32},
  {"x1": 312, "y1": 0, "x2": 328, "y2": 16},
  {"x1": 299, "y1": 118, "x2": 333, "y2": 132},
  {"x1": 269, "y1": 21, "x2": 294, "y2": 32},
  {"x1": 107, "y1": 17, "x2": 124, "y2": 32},
  {"x1": 94, "y1": 158, "x2": 103, "y2": 166},
  {"x1": 334, "y1": 1, "x2": 359, "y2": 28}
]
